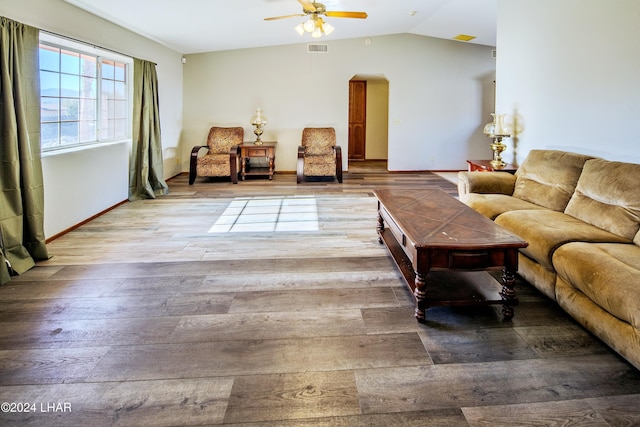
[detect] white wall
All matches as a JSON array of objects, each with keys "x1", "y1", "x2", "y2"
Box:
[
  {"x1": 182, "y1": 34, "x2": 496, "y2": 172},
  {"x1": 0, "y1": 0, "x2": 183, "y2": 238},
  {"x1": 496, "y1": 0, "x2": 640, "y2": 165},
  {"x1": 41, "y1": 142, "x2": 129, "y2": 238}
]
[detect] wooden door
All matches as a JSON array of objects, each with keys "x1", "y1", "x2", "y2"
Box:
[{"x1": 348, "y1": 80, "x2": 366, "y2": 161}]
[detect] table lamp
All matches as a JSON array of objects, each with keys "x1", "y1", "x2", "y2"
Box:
[{"x1": 483, "y1": 113, "x2": 513, "y2": 168}]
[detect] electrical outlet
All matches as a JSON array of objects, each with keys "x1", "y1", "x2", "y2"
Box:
[{"x1": 176, "y1": 158, "x2": 180, "y2": 165}]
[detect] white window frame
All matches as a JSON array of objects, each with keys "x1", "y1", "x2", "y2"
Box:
[{"x1": 39, "y1": 32, "x2": 133, "y2": 153}]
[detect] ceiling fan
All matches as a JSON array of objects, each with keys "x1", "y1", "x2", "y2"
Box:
[{"x1": 265, "y1": 0, "x2": 368, "y2": 38}]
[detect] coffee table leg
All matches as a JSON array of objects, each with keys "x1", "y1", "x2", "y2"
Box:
[
  {"x1": 500, "y1": 268, "x2": 517, "y2": 320},
  {"x1": 500, "y1": 249, "x2": 519, "y2": 319},
  {"x1": 414, "y1": 271, "x2": 427, "y2": 323}
]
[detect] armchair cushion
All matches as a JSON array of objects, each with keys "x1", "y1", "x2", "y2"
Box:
[
  {"x1": 196, "y1": 153, "x2": 233, "y2": 177},
  {"x1": 302, "y1": 127, "x2": 336, "y2": 156},
  {"x1": 303, "y1": 152, "x2": 337, "y2": 177},
  {"x1": 207, "y1": 127, "x2": 243, "y2": 154}
]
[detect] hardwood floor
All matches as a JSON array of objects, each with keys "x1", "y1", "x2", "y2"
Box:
[{"x1": 1, "y1": 171, "x2": 639, "y2": 426}]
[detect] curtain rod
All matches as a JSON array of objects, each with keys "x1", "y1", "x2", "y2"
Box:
[{"x1": 41, "y1": 29, "x2": 156, "y2": 64}]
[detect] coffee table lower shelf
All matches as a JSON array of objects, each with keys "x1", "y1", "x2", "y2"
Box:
[{"x1": 379, "y1": 228, "x2": 516, "y2": 320}]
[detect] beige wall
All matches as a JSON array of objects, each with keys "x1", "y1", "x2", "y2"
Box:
[
  {"x1": 182, "y1": 34, "x2": 496, "y2": 172},
  {"x1": 365, "y1": 79, "x2": 389, "y2": 160}
]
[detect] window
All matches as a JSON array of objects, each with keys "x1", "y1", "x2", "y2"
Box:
[{"x1": 39, "y1": 34, "x2": 131, "y2": 151}]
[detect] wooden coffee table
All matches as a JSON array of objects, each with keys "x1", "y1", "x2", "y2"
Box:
[{"x1": 374, "y1": 189, "x2": 528, "y2": 322}]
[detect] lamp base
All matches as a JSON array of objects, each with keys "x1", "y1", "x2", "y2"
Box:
[
  {"x1": 490, "y1": 138, "x2": 507, "y2": 168},
  {"x1": 253, "y1": 127, "x2": 264, "y2": 145}
]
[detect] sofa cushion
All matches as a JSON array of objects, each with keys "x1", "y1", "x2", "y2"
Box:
[
  {"x1": 462, "y1": 193, "x2": 546, "y2": 220},
  {"x1": 564, "y1": 158, "x2": 640, "y2": 241},
  {"x1": 495, "y1": 210, "x2": 631, "y2": 270},
  {"x1": 512, "y1": 150, "x2": 595, "y2": 211},
  {"x1": 553, "y1": 242, "x2": 640, "y2": 330}
]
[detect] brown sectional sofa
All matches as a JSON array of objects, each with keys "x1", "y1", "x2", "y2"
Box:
[{"x1": 457, "y1": 150, "x2": 640, "y2": 370}]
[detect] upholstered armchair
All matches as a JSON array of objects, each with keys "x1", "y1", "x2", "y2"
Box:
[
  {"x1": 189, "y1": 127, "x2": 244, "y2": 185},
  {"x1": 297, "y1": 127, "x2": 343, "y2": 184}
]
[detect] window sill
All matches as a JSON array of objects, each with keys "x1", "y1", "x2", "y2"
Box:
[{"x1": 42, "y1": 139, "x2": 131, "y2": 158}]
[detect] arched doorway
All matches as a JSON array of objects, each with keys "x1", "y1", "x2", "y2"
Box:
[{"x1": 348, "y1": 74, "x2": 389, "y2": 171}]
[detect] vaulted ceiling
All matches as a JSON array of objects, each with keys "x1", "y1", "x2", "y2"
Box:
[{"x1": 64, "y1": 0, "x2": 497, "y2": 54}]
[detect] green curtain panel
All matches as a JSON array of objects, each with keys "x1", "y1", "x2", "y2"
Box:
[
  {"x1": 0, "y1": 17, "x2": 49, "y2": 286},
  {"x1": 129, "y1": 58, "x2": 168, "y2": 201}
]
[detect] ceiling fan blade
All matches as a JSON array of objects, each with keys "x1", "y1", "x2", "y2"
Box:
[
  {"x1": 264, "y1": 13, "x2": 306, "y2": 21},
  {"x1": 325, "y1": 11, "x2": 368, "y2": 19},
  {"x1": 297, "y1": 0, "x2": 317, "y2": 13}
]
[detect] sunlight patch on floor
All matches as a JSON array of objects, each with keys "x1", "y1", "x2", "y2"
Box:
[{"x1": 208, "y1": 196, "x2": 319, "y2": 233}]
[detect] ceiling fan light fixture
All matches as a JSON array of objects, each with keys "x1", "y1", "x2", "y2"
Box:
[
  {"x1": 303, "y1": 18, "x2": 316, "y2": 32},
  {"x1": 273, "y1": 1, "x2": 367, "y2": 39},
  {"x1": 323, "y1": 21, "x2": 334, "y2": 35}
]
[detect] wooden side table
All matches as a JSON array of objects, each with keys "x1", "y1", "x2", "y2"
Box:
[
  {"x1": 467, "y1": 159, "x2": 518, "y2": 174},
  {"x1": 240, "y1": 143, "x2": 276, "y2": 180}
]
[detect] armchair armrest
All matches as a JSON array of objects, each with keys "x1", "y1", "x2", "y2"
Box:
[
  {"x1": 457, "y1": 171, "x2": 516, "y2": 198},
  {"x1": 297, "y1": 146, "x2": 305, "y2": 184},
  {"x1": 335, "y1": 146, "x2": 343, "y2": 183},
  {"x1": 189, "y1": 145, "x2": 208, "y2": 185},
  {"x1": 229, "y1": 145, "x2": 240, "y2": 184}
]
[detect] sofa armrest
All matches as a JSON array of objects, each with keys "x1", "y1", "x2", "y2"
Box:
[{"x1": 457, "y1": 171, "x2": 516, "y2": 197}]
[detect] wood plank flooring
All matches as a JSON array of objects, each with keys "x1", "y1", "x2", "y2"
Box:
[{"x1": 1, "y1": 170, "x2": 639, "y2": 426}]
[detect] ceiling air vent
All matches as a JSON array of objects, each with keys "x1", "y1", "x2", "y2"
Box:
[{"x1": 307, "y1": 43, "x2": 329, "y2": 53}]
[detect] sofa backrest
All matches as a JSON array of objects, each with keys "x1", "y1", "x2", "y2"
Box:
[
  {"x1": 565, "y1": 158, "x2": 640, "y2": 241},
  {"x1": 512, "y1": 150, "x2": 596, "y2": 211}
]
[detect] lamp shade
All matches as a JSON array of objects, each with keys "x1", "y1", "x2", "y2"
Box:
[
  {"x1": 251, "y1": 108, "x2": 267, "y2": 126},
  {"x1": 483, "y1": 121, "x2": 496, "y2": 137},
  {"x1": 483, "y1": 113, "x2": 513, "y2": 137}
]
